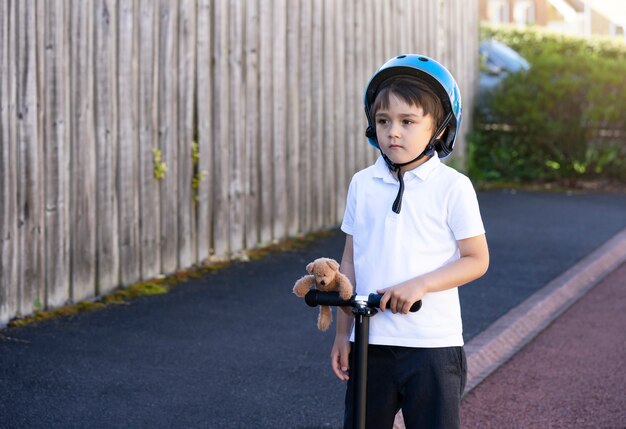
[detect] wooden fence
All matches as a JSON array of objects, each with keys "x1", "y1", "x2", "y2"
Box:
[{"x1": 0, "y1": 0, "x2": 478, "y2": 326}]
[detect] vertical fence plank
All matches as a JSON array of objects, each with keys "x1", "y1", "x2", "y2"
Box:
[
  {"x1": 354, "y1": 0, "x2": 366, "y2": 172},
  {"x1": 244, "y1": 0, "x2": 259, "y2": 249},
  {"x1": 322, "y1": 0, "x2": 334, "y2": 226},
  {"x1": 459, "y1": 0, "x2": 477, "y2": 168},
  {"x1": 258, "y1": 0, "x2": 272, "y2": 243},
  {"x1": 381, "y1": 0, "x2": 391, "y2": 63},
  {"x1": 414, "y1": 0, "x2": 424, "y2": 53},
  {"x1": 404, "y1": 0, "x2": 413, "y2": 53},
  {"x1": 158, "y1": 0, "x2": 179, "y2": 273},
  {"x1": 297, "y1": 0, "x2": 312, "y2": 233},
  {"x1": 310, "y1": 0, "x2": 323, "y2": 229},
  {"x1": 428, "y1": 0, "x2": 438, "y2": 55},
  {"x1": 286, "y1": 0, "x2": 300, "y2": 235},
  {"x1": 449, "y1": 0, "x2": 461, "y2": 163},
  {"x1": 334, "y1": 0, "x2": 346, "y2": 223},
  {"x1": 229, "y1": 0, "x2": 245, "y2": 253},
  {"x1": 436, "y1": 0, "x2": 444, "y2": 61},
  {"x1": 43, "y1": 0, "x2": 71, "y2": 308},
  {"x1": 117, "y1": 0, "x2": 140, "y2": 286},
  {"x1": 94, "y1": 0, "x2": 119, "y2": 294},
  {"x1": 421, "y1": 0, "x2": 432, "y2": 54},
  {"x1": 0, "y1": 0, "x2": 18, "y2": 324},
  {"x1": 392, "y1": 0, "x2": 400, "y2": 53},
  {"x1": 402, "y1": 0, "x2": 411, "y2": 53},
  {"x1": 366, "y1": 0, "x2": 378, "y2": 166},
  {"x1": 212, "y1": 0, "x2": 230, "y2": 255},
  {"x1": 15, "y1": 0, "x2": 44, "y2": 315},
  {"x1": 196, "y1": 0, "x2": 212, "y2": 261},
  {"x1": 364, "y1": 0, "x2": 373, "y2": 169},
  {"x1": 372, "y1": 0, "x2": 382, "y2": 72},
  {"x1": 366, "y1": 0, "x2": 376, "y2": 168},
  {"x1": 138, "y1": 0, "x2": 161, "y2": 278},
  {"x1": 177, "y1": 0, "x2": 197, "y2": 266},
  {"x1": 457, "y1": 0, "x2": 465, "y2": 164},
  {"x1": 465, "y1": 0, "x2": 479, "y2": 167},
  {"x1": 424, "y1": 0, "x2": 433, "y2": 54},
  {"x1": 440, "y1": 0, "x2": 449, "y2": 72},
  {"x1": 69, "y1": 0, "x2": 96, "y2": 301},
  {"x1": 272, "y1": 0, "x2": 287, "y2": 240},
  {"x1": 343, "y1": 0, "x2": 357, "y2": 183}
]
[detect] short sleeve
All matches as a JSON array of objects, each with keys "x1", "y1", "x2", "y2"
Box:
[
  {"x1": 341, "y1": 177, "x2": 356, "y2": 235},
  {"x1": 446, "y1": 176, "x2": 485, "y2": 240}
]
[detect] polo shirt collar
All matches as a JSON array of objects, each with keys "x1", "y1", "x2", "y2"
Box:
[{"x1": 373, "y1": 154, "x2": 441, "y2": 184}]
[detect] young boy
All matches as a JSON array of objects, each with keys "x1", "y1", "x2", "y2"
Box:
[{"x1": 331, "y1": 55, "x2": 489, "y2": 429}]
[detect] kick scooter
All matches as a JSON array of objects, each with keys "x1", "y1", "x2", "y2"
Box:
[{"x1": 304, "y1": 290, "x2": 422, "y2": 429}]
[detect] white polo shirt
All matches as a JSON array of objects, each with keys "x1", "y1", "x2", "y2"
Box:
[{"x1": 341, "y1": 155, "x2": 485, "y2": 347}]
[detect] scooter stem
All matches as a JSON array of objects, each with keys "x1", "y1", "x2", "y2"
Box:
[{"x1": 352, "y1": 303, "x2": 377, "y2": 429}]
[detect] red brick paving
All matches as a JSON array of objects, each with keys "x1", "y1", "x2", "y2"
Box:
[{"x1": 461, "y1": 263, "x2": 626, "y2": 429}]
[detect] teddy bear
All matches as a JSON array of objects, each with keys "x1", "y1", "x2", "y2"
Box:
[{"x1": 293, "y1": 257, "x2": 354, "y2": 331}]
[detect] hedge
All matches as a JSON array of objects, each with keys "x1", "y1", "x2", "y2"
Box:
[{"x1": 470, "y1": 24, "x2": 626, "y2": 183}]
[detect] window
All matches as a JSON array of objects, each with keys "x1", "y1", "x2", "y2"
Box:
[
  {"x1": 514, "y1": 0, "x2": 536, "y2": 26},
  {"x1": 610, "y1": 22, "x2": 625, "y2": 38},
  {"x1": 487, "y1": 0, "x2": 509, "y2": 24}
]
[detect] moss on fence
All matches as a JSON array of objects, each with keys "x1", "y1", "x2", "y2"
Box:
[{"x1": 4, "y1": 229, "x2": 336, "y2": 330}]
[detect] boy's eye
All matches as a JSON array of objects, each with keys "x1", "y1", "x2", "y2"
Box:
[
  {"x1": 376, "y1": 118, "x2": 389, "y2": 125},
  {"x1": 402, "y1": 119, "x2": 414, "y2": 125}
]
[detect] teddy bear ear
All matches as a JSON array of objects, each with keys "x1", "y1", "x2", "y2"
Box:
[
  {"x1": 326, "y1": 259, "x2": 339, "y2": 271},
  {"x1": 306, "y1": 262, "x2": 314, "y2": 273}
]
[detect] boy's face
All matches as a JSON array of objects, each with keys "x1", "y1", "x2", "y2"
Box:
[{"x1": 374, "y1": 93, "x2": 437, "y2": 170}]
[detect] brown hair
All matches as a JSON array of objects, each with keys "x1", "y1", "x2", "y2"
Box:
[{"x1": 370, "y1": 76, "x2": 445, "y2": 130}]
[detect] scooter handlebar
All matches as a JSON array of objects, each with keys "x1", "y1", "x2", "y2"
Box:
[{"x1": 304, "y1": 290, "x2": 422, "y2": 313}]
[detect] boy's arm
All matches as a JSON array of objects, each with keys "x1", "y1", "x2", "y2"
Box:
[
  {"x1": 336, "y1": 234, "x2": 355, "y2": 329},
  {"x1": 378, "y1": 234, "x2": 489, "y2": 314},
  {"x1": 331, "y1": 234, "x2": 355, "y2": 381}
]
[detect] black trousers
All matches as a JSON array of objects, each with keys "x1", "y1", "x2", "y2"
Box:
[{"x1": 343, "y1": 345, "x2": 467, "y2": 429}]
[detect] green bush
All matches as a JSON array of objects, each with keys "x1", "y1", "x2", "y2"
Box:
[{"x1": 471, "y1": 25, "x2": 626, "y2": 183}]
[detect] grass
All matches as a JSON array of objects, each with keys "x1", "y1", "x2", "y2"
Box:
[{"x1": 4, "y1": 228, "x2": 337, "y2": 330}]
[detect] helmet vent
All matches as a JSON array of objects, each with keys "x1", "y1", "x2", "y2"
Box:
[
  {"x1": 396, "y1": 55, "x2": 406, "y2": 59},
  {"x1": 418, "y1": 57, "x2": 428, "y2": 62}
]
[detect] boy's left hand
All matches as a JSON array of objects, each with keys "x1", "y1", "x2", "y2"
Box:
[{"x1": 377, "y1": 280, "x2": 427, "y2": 314}]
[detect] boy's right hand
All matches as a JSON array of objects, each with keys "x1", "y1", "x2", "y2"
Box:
[{"x1": 331, "y1": 336, "x2": 351, "y2": 381}]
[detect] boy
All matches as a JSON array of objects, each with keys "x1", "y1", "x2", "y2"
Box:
[{"x1": 331, "y1": 55, "x2": 489, "y2": 429}]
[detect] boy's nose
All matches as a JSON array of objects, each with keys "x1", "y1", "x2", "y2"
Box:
[{"x1": 388, "y1": 122, "x2": 401, "y2": 137}]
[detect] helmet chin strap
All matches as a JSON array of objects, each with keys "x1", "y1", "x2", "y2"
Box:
[
  {"x1": 378, "y1": 112, "x2": 453, "y2": 214},
  {"x1": 381, "y1": 142, "x2": 434, "y2": 214}
]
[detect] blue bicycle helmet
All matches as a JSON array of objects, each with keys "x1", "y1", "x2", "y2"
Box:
[{"x1": 364, "y1": 54, "x2": 462, "y2": 159}]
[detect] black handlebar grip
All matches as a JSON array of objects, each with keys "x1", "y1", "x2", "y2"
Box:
[
  {"x1": 366, "y1": 293, "x2": 422, "y2": 313},
  {"x1": 304, "y1": 290, "x2": 422, "y2": 313},
  {"x1": 304, "y1": 290, "x2": 353, "y2": 308}
]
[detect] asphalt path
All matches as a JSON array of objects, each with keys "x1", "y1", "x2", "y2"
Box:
[{"x1": 1, "y1": 190, "x2": 625, "y2": 429}]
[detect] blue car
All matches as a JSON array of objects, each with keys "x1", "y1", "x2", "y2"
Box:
[
  {"x1": 477, "y1": 39, "x2": 530, "y2": 121},
  {"x1": 479, "y1": 39, "x2": 530, "y2": 90}
]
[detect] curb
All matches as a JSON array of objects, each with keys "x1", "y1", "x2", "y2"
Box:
[{"x1": 463, "y1": 227, "x2": 626, "y2": 394}]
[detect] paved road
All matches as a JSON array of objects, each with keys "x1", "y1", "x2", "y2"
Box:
[
  {"x1": 1, "y1": 190, "x2": 625, "y2": 429},
  {"x1": 461, "y1": 262, "x2": 626, "y2": 429}
]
